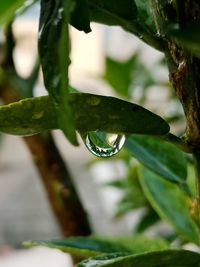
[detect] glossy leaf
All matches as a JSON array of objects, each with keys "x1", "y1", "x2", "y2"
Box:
[
  {"x1": 38, "y1": 0, "x2": 77, "y2": 145},
  {"x1": 168, "y1": 22, "x2": 200, "y2": 57},
  {"x1": 138, "y1": 167, "x2": 199, "y2": 243},
  {"x1": 70, "y1": 0, "x2": 91, "y2": 33},
  {"x1": 77, "y1": 250, "x2": 200, "y2": 267},
  {"x1": 88, "y1": 0, "x2": 162, "y2": 51},
  {"x1": 0, "y1": 93, "x2": 170, "y2": 136},
  {"x1": 88, "y1": 0, "x2": 137, "y2": 26},
  {"x1": 25, "y1": 235, "x2": 168, "y2": 259},
  {"x1": 125, "y1": 135, "x2": 187, "y2": 184}
]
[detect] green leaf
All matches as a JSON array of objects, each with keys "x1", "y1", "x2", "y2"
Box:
[
  {"x1": 168, "y1": 22, "x2": 200, "y2": 57},
  {"x1": 70, "y1": 0, "x2": 91, "y2": 33},
  {"x1": 88, "y1": 0, "x2": 137, "y2": 26},
  {"x1": 77, "y1": 250, "x2": 200, "y2": 267},
  {"x1": 38, "y1": 0, "x2": 78, "y2": 145},
  {"x1": 88, "y1": 0, "x2": 162, "y2": 51},
  {"x1": 134, "y1": 208, "x2": 160, "y2": 233},
  {"x1": 103, "y1": 55, "x2": 138, "y2": 98},
  {"x1": 138, "y1": 167, "x2": 199, "y2": 244},
  {"x1": 24, "y1": 237, "x2": 131, "y2": 259},
  {"x1": 0, "y1": 0, "x2": 24, "y2": 24},
  {"x1": 125, "y1": 135, "x2": 187, "y2": 184},
  {"x1": 24, "y1": 235, "x2": 168, "y2": 259},
  {"x1": 0, "y1": 93, "x2": 170, "y2": 136},
  {"x1": 103, "y1": 54, "x2": 156, "y2": 98}
]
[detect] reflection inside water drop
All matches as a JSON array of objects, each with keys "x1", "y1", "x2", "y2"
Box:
[{"x1": 85, "y1": 131, "x2": 126, "y2": 158}]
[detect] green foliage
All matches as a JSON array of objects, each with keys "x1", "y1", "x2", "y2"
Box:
[
  {"x1": 39, "y1": 0, "x2": 77, "y2": 145},
  {"x1": 77, "y1": 250, "x2": 200, "y2": 267},
  {"x1": 0, "y1": 93, "x2": 169, "y2": 136},
  {"x1": 138, "y1": 167, "x2": 199, "y2": 243},
  {"x1": 25, "y1": 235, "x2": 168, "y2": 259},
  {"x1": 1, "y1": 1, "x2": 200, "y2": 266},
  {"x1": 125, "y1": 135, "x2": 187, "y2": 185}
]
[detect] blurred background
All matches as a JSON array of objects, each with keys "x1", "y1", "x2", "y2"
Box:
[{"x1": 0, "y1": 1, "x2": 185, "y2": 266}]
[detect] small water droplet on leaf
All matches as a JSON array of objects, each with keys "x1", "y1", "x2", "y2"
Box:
[{"x1": 84, "y1": 131, "x2": 126, "y2": 158}]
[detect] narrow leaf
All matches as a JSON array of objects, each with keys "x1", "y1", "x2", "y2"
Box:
[
  {"x1": 138, "y1": 166, "x2": 199, "y2": 243},
  {"x1": 0, "y1": 94, "x2": 170, "y2": 136},
  {"x1": 24, "y1": 235, "x2": 168, "y2": 259},
  {"x1": 77, "y1": 250, "x2": 200, "y2": 267},
  {"x1": 125, "y1": 135, "x2": 187, "y2": 184},
  {"x1": 39, "y1": 0, "x2": 77, "y2": 145}
]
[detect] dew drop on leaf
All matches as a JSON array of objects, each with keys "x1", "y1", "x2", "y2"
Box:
[{"x1": 84, "y1": 131, "x2": 126, "y2": 158}]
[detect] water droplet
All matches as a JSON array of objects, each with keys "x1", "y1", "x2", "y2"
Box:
[{"x1": 84, "y1": 131, "x2": 126, "y2": 158}]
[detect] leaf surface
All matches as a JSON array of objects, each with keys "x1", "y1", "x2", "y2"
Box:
[
  {"x1": 138, "y1": 167, "x2": 199, "y2": 243},
  {"x1": 0, "y1": 94, "x2": 170, "y2": 136},
  {"x1": 77, "y1": 250, "x2": 200, "y2": 267},
  {"x1": 39, "y1": 0, "x2": 77, "y2": 144},
  {"x1": 125, "y1": 135, "x2": 187, "y2": 184}
]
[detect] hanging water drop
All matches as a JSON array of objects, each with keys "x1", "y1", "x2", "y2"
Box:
[{"x1": 84, "y1": 131, "x2": 126, "y2": 158}]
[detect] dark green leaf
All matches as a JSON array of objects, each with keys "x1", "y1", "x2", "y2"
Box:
[
  {"x1": 125, "y1": 135, "x2": 187, "y2": 184},
  {"x1": 39, "y1": 0, "x2": 77, "y2": 145},
  {"x1": 0, "y1": 93, "x2": 170, "y2": 136},
  {"x1": 168, "y1": 22, "x2": 200, "y2": 57},
  {"x1": 70, "y1": 0, "x2": 91, "y2": 33},
  {"x1": 77, "y1": 250, "x2": 200, "y2": 267},
  {"x1": 138, "y1": 166, "x2": 199, "y2": 243},
  {"x1": 88, "y1": 0, "x2": 137, "y2": 26},
  {"x1": 88, "y1": 0, "x2": 162, "y2": 51}
]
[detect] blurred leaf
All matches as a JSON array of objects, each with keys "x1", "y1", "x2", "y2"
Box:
[
  {"x1": 138, "y1": 166, "x2": 199, "y2": 244},
  {"x1": 0, "y1": 0, "x2": 24, "y2": 24},
  {"x1": 0, "y1": 93, "x2": 170, "y2": 136},
  {"x1": 25, "y1": 235, "x2": 168, "y2": 259},
  {"x1": 168, "y1": 22, "x2": 200, "y2": 57},
  {"x1": 103, "y1": 54, "x2": 156, "y2": 98},
  {"x1": 103, "y1": 55, "x2": 138, "y2": 98},
  {"x1": 70, "y1": 0, "x2": 91, "y2": 33},
  {"x1": 125, "y1": 135, "x2": 187, "y2": 184},
  {"x1": 39, "y1": 0, "x2": 78, "y2": 145},
  {"x1": 77, "y1": 250, "x2": 200, "y2": 267},
  {"x1": 134, "y1": 208, "x2": 160, "y2": 233}
]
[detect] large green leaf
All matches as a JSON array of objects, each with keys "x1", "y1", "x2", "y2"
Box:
[
  {"x1": 0, "y1": 93, "x2": 170, "y2": 136},
  {"x1": 39, "y1": 0, "x2": 77, "y2": 145},
  {"x1": 0, "y1": 0, "x2": 24, "y2": 24},
  {"x1": 25, "y1": 235, "x2": 168, "y2": 259},
  {"x1": 88, "y1": 0, "x2": 162, "y2": 51},
  {"x1": 77, "y1": 250, "x2": 200, "y2": 267},
  {"x1": 138, "y1": 167, "x2": 199, "y2": 244},
  {"x1": 125, "y1": 135, "x2": 187, "y2": 184},
  {"x1": 70, "y1": 0, "x2": 91, "y2": 33}
]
